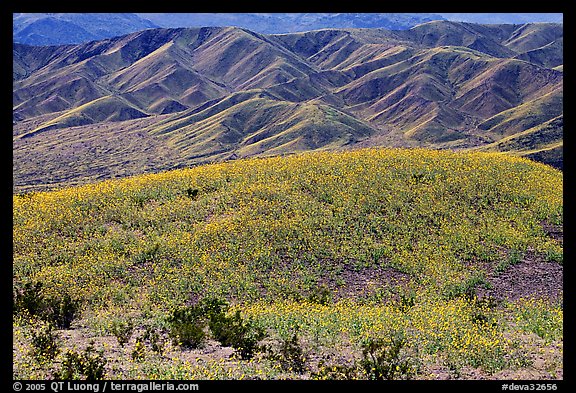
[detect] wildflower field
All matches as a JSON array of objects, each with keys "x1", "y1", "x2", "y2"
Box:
[{"x1": 13, "y1": 148, "x2": 563, "y2": 379}]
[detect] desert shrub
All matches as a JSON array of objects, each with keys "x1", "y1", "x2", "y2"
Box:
[
  {"x1": 13, "y1": 281, "x2": 44, "y2": 316},
  {"x1": 55, "y1": 341, "x2": 107, "y2": 380},
  {"x1": 167, "y1": 297, "x2": 235, "y2": 349},
  {"x1": 359, "y1": 333, "x2": 415, "y2": 380},
  {"x1": 44, "y1": 293, "x2": 80, "y2": 329},
  {"x1": 13, "y1": 281, "x2": 80, "y2": 329},
  {"x1": 277, "y1": 330, "x2": 306, "y2": 373},
  {"x1": 29, "y1": 323, "x2": 60, "y2": 362},
  {"x1": 142, "y1": 325, "x2": 165, "y2": 354},
  {"x1": 442, "y1": 274, "x2": 491, "y2": 301},
  {"x1": 199, "y1": 297, "x2": 228, "y2": 318},
  {"x1": 209, "y1": 309, "x2": 266, "y2": 360},
  {"x1": 397, "y1": 289, "x2": 416, "y2": 312},
  {"x1": 109, "y1": 319, "x2": 134, "y2": 347},
  {"x1": 307, "y1": 285, "x2": 332, "y2": 305},
  {"x1": 167, "y1": 305, "x2": 207, "y2": 349},
  {"x1": 166, "y1": 297, "x2": 267, "y2": 358},
  {"x1": 185, "y1": 188, "x2": 199, "y2": 199},
  {"x1": 545, "y1": 247, "x2": 563, "y2": 263},
  {"x1": 311, "y1": 361, "x2": 360, "y2": 380},
  {"x1": 515, "y1": 299, "x2": 563, "y2": 343},
  {"x1": 131, "y1": 336, "x2": 146, "y2": 362},
  {"x1": 468, "y1": 296, "x2": 499, "y2": 329},
  {"x1": 495, "y1": 249, "x2": 524, "y2": 274}
]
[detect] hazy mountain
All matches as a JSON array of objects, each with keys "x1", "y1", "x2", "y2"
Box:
[
  {"x1": 13, "y1": 13, "x2": 563, "y2": 47},
  {"x1": 439, "y1": 13, "x2": 563, "y2": 25},
  {"x1": 13, "y1": 13, "x2": 159, "y2": 45},
  {"x1": 13, "y1": 22, "x2": 563, "y2": 191},
  {"x1": 13, "y1": 13, "x2": 446, "y2": 46},
  {"x1": 136, "y1": 13, "x2": 447, "y2": 34}
]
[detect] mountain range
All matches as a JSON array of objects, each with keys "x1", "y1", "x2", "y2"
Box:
[
  {"x1": 13, "y1": 21, "x2": 563, "y2": 191},
  {"x1": 13, "y1": 13, "x2": 563, "y2": 46},
  {"x1": 13, "y1": 13, "x2": 158, "y2": 46}
]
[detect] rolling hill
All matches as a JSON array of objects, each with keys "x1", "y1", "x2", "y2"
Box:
[
  {"x1": 13, "y1": 148, "x2": 563, "y2": 379},
  {"x1": 13, "y1": 21, "x2": 563, "y2": 192}
]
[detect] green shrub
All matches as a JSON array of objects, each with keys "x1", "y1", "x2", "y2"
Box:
[
  {"x1": 109, "y1": 320, "x2": 134, "y2": 347},
  {"x1": 311, "y1": 361, "x2": 360, "y2": 380},
  {"x1": 167, "y1": 305, "x2": 207, "y2": 349},
  {"x1": 13, "y1": 281, "x2": 44, "y2": 316},
  {"x1": 277, "y1": 330, "x2": 306, "y2": 373},
  {"x1": 209, "y1": 309, "x2": 266, "y2": 360},
  {"x1": 44, "y1": 293, "x2": 80, "y2": 329},
  {"x1": 307, "y1": 285, "x2": 332, "y2": 305},
  {"x1": 55, "y1": 341, "x2": 107, "y2": 380},
  {"x1": 29, "y1": 323, "x2": 60, "y2": 362},
  {"x1": 13, "y1": 281, "x2": 80, "y2": 328},
  {"x1": 142, "y1": 326, "x2": 164, "y2": 354},
  {"x1": 545, "y1": 247, "x2": 563, "y2": 264},
  {"x1": 443, "y1": 273, "x2": 491, "y2": 301},
  {"x1": 495, "y1": 250, "x2": 524, "y2": 274},
  {"x1": 359, "y1": 334, "x2": 415, "y2": 380},
  {"x1": 199, "y1": 297, "x2": 228, "y2": 318},
  {"x1": 131, "y1": 337, "x2": 146, "y2": 362},
  {"x1": 185, "y1": 188, "x2": 199, "y2": 199},
  {"x1": 397, "y1": 289, "x2": 416, "y2": 312}
]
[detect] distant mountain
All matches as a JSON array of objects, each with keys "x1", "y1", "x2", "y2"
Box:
[
  {"x1": 13, "y1": 22, "x2": 563, "y2": 191},
  {"x1": 13, "y1": 13, "x2": 446, "y2": 46},
  {"x1": 13, "y1": 13, "x2": 564, "y2": 47},
  {"x1": 136, "y1": 13, "x2": 447, "y2": 34},
  {"x1": 439, "y1": 13, "x2": 563, "y2": 25},
  {"x1": 13, "y1": 13, "x2": 159, "y2": 46}
]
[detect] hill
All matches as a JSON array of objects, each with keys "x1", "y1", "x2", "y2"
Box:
[
  {"x1": 13, "y1": 22, "x2": 563, "y2": 192},
  {"x1": 13, "y1": 148, "x2": 563, "y2": 379}
]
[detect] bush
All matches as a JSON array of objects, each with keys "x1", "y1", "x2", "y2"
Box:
[
  {"x1": 167, "y1": 297, "x2": 266, "y2": 357},
  {"x1": 29, "y1": 323, "x2": 60, "y2": 362},
  {"x1": 13, "y1": 281, "x2": 44, "y2": 316},
  {"x1": 209, "y1": 309, "x2": 266, "y2": 360},
  {"x1": 167, "y1": 305, "x2": 207, "y2": 349},
  {"x1": 359, "y1": 334, "x2": 415, "y2": 380},
  {"x1": 397, "y1": 289, "x2": 416, "y2": 312},
  {"x1": 277, "y1": 330, "x2": 306, "y2": 373},
  {"x1": 307, "y1": 285, "x2": 332, "y2": 305},
  {"x1": 44, "y1": 294, "x2": 80, "y2": 329},
  {"x1": 55, "y1": 341, "x2": 107, "y2": 380},
  {"x1": 109, "y1": 320, "x2": 134, "y2": 347},
  {"x1": 131, "y1": 337, "x2": 146, "y2": 362},
  {"x1": 495, "y1": 250, "x2": 524, "y2": 274},
  {"x1": 545, "y1": 247, "x2": 563, "y2": 263},
  {"x1": 311, "y1": 361, "x2": 360, "y2": 380},
  {"x1": 442, "y1": 274, "x2": 491, "y2": 301},
  {"x1": 142, "y1": 326, "x2": 165, "y2": 354},
  {"x1": 13, "y1": 281, "x2": 80, "y2": 328}
]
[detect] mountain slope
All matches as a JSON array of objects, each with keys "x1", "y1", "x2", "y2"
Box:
[
  {"x1": 477, "y1": 115, "x2": 563, "y2": 170},
  {"x1": 13, "y1": 22, "x2": 563, "y2": 191}
]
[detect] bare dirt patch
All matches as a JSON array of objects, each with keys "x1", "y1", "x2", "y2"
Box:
[
  {"x1": 324, "y1": 264, "x2": 413, "y2": 301},
  {"x1": 541, "y1": 221, "x2": 563, "y2": 244},
  {"x1": 477, "y1": 251, "x2": 563, "y2": 303}
]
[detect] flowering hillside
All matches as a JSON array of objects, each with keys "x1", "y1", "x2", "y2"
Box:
[{"x1": 13, "y1": 148, "x2": 563, "y2": 379}]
